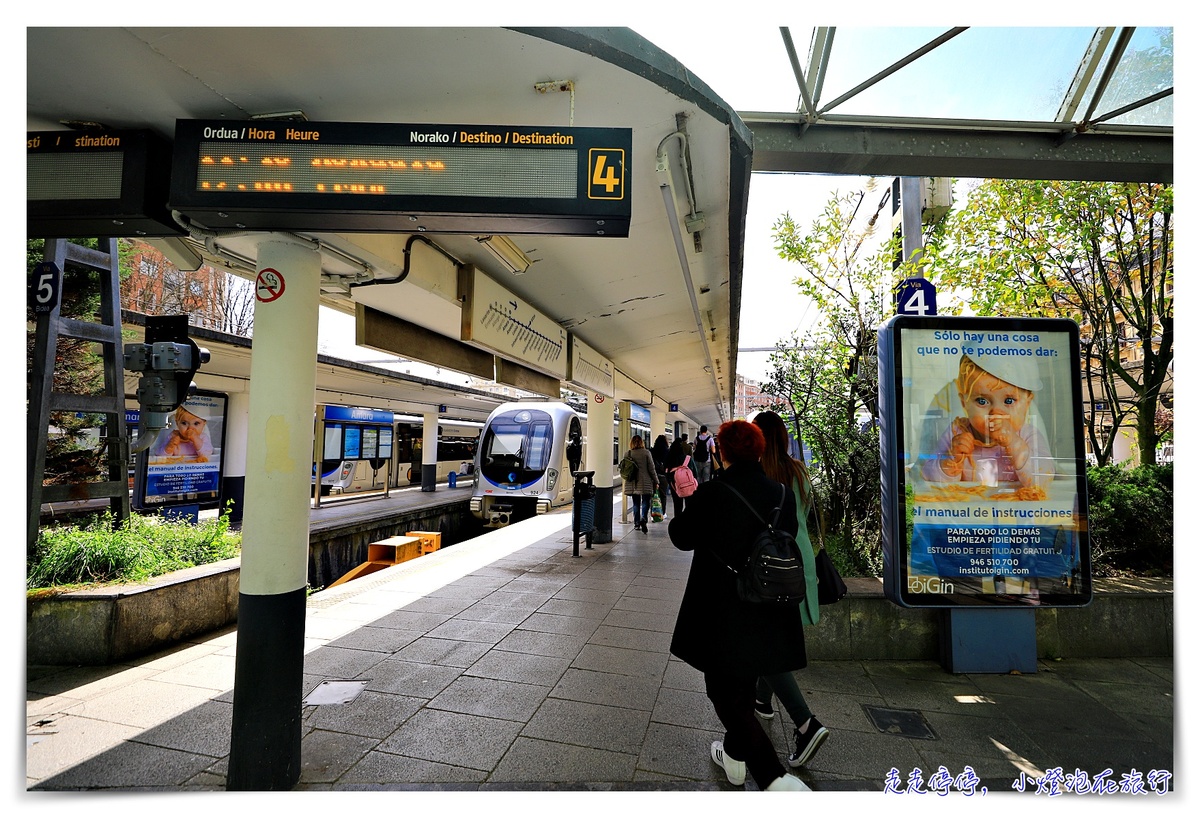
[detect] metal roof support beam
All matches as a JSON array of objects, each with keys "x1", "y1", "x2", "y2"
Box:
[{"x1": 748, "y1": 121, "x2": 1172, "y2": 184}]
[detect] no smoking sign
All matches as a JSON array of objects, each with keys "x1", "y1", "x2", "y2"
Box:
[{"x1": 256, "y1": 268, "x2": 286, "y2": 302}]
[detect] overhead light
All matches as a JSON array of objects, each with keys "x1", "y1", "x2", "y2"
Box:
[{"x1": 478, "y1": 235, "x2": 533, "y2": 275}]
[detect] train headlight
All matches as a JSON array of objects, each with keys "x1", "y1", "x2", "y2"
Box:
[{"x1": 546, "y1": 468, "x2": 559, "y2": 491}]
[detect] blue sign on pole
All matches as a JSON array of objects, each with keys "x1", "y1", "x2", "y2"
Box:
[{"x1": 896, "y1": 277, "x2": 937, "y2": 316}]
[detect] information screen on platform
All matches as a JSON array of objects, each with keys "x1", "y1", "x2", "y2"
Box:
[
  {"x1": 878, "y1": 315, "x2": 1091, "y2": 607},
  {"x1": 169, "y1": 119, "x2": 631, "y2": 236}
]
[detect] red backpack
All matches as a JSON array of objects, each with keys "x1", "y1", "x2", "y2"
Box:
[{"x1": 672, "y1": 456, "x2": 698, "y2": 497}]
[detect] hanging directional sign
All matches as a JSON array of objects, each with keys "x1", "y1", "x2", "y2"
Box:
[{"x1": 896, "y1": 277, "x2": 938, "y2": 316}]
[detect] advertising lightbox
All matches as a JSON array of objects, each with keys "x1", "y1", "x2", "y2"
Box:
[
  {"x1": 140, "y1": 390, "x2": 227, "y2": 509},
  {"x1": 878, "y1": 315, "x2": 1091, "y2": 607}
]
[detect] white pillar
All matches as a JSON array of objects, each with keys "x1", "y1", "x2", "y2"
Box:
[
  {"x1": 220, "y1": 389, "x2": 251, "y2": 522},
  {"x1": 587, "y1": 393, "x2": 614, "y2": 542},
  {"x1": 650, "y1": 406, "x2": 667, "y2": 448},
  {"x1": 228, "y1": 236, "x2": 320, "y2": 790},
  {"x1": 422, "y1": 411, "x2": 439, "y2": 490}
]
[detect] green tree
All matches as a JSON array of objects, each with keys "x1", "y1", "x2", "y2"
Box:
[
  {"x1": 923, "y1": 180, "x2": 1173, "y2": 466},
  {"x1": 762, "y1": 186, "x2": 900, "y2": 574}
]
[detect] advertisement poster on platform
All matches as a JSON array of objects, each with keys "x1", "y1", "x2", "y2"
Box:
[
  {"x1": 141, "y1": 391, "x2": 226, "y2": 509},
  {"x1": 879, "y1": 316, "x2": 1091, "y2": 607}
]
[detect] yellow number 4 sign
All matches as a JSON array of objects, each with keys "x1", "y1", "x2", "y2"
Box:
[{"x1": 588, "y1": 149, "x2": 625, "y2": 200}]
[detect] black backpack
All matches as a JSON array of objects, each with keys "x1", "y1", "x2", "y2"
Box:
[
  {"x1": 713, "y1": 482, "x2": 806, "y2": 606},
  {"x1": 694, "y1": 436, "x2": 709, "y2": 462}
]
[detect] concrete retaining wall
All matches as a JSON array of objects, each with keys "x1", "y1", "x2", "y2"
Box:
[
  {"x1": 26, "y1": 558, "x2": 241, "y2": 666},
  {"x1": 28, "y1": 550, "x2": 1171, "y2": 667},
  {"x1": 805, "y1": 576, "x2": 1173, "y2": 661}
]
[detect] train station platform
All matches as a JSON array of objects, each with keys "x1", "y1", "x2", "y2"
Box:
[{"x1": 25, "y1": 504, "x2": 1175, "y2": 798}]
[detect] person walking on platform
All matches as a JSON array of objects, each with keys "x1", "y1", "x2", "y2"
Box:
[
  {"x1": 693, "y1": 425, "x2": 717, "y2": 483},
  {"x1": 667, "y1": 420, "x2": 811, "y2": 792},
  {"x1": 651, "y1": 434, "x2": 671, "y2": 520},
  {"x1": 621, "y1": 435, "x2": 659, "y2": 533},
  {"x1": 750, "y1": 410, "x2": 831, "y2": 769},
  {"x1": 665, "y1": 435, "x2": 690, "y2": 516}
]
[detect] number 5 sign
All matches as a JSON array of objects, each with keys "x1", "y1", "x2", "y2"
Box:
[
  {"x1": 896, "y1": 277, "x2": 937, "y2": 316},
  {"x1": 31, "y1": 261, "x2": 61, "y2": 315}
]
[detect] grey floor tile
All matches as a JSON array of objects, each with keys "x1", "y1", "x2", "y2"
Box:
[
  {"x1": 428, "y1": 675, "x2": 551, "y2": 721},
  {"x1": 464, "y1": 649, "x2": 573, "y2": 687},
  {"x1": 650, "y1": 686, "x2": 724, "y2": 732},
  {"x1": 360, "y1": 658, "x2": 463, "y2": 698},
  {"x1": 303, "y1": 645, "x2": 389, "y2": 678},
  {"x1": 550, "y1": 667, "x2": 662, "y2": 712},
  {"x1": 326, "y1": 625, "x2": 424, "y2": 653},
  {"x1": 33, "y1": 739, "x2": 220, "y2": 790},
  {"x1": 304, "y1": 690, "x2": 425, "y2": 739},
  {"x1": 376, "y1": 709, "x2": 523, "y2": 771},
  {"x1": 133, "y1": 699, "x2": 233, "y2": 757},
  {"x1": 572, "y1": 644, "x2": 668, "y2": 679},
  {"x1": 425, "y1": 618, "x2": 517, "y2": 644},
  {"x1": 522, "y1": 697, "x2": 651, "y2": 754},
  {"x1": 590, "y1": 624, "x2": 673, "y2": 653},
  {"x1": 391, "y1": 637, "x2": 493, "y2": 668},
  {"x1": 492, "y1": 629, "x2": 588, "y2": 660},
  {"x1": 298, "y1": 728, "x2": 380, "y2": 783},
  {"x1": 339, "y1": 748, "x2": 489, "y2": 785},
  {"x1": 516, "y1": 611, "x2": 602, "y2": 638},
  {"x1": 491, "y1": 736, "x2": 638, "y2": 783}
]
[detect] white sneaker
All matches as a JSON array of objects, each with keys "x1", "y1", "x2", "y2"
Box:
[
  {"x1": 766, "y1": 774, "x2": 811, "y2": 791},
  {"x1": 710, "y1": 740, "x2": 746, "y2": 786}
]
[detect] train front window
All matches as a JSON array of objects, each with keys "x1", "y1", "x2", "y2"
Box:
[{"x1": 480, "y1": 409, "x2": 555, "y2": 485}]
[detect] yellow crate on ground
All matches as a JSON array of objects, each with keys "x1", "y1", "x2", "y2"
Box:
[{"x1": 406, "y1": 531, "x2": 442, "y2": 556}]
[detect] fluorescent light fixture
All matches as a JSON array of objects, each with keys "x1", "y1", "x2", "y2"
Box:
[{"x1": 477, "y1": 235, "x2": 533, "y2": 275}]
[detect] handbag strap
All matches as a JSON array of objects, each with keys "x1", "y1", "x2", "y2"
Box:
[
  {"x1": 705, "y1": 481, "x2": 784, "y2": 577},
  {"x1": 720, "y1": 480, "x2": 785, "y2": 529}
]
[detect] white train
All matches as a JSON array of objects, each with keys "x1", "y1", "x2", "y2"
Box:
[
  {"x1": 470, "y1": 401, "x2": 584, "y2": 527},
  {"x1": 316, "y1": 415, "x2": 482, "y2": 494}
]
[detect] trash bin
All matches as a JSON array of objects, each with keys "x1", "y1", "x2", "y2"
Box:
[
  {"x1": 448, "y1": 471, "x2": 458, "y2": 488},
  {"x1": 572, "y1": 470, "x2": 596, "y2": 556}
]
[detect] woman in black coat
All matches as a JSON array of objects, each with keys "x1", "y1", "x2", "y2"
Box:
[
  {"x1": 651, "y1": 435, "x2": 671, "y2": 519},
  {"x1": 664, "y1": 436, "x2": 689, "y2": 516},
  {"x1": 667, "y1": 419, "x2": 810, "y2": 792}
]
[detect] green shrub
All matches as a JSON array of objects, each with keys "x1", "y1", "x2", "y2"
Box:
[
  {"x1": 1086, "y1": 463, "x2": 1173, "y2": 577},
  {"x1": 28, "y1": 510, "x2": 241, "y2": 591}
]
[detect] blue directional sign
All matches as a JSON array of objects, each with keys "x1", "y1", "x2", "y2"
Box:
[{"x1": 896, "y1": 277, "x2": 937, "y2": 316}]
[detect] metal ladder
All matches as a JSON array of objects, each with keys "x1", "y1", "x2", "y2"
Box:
[{"x1": 28, "y1": 238, "x2": 131, "y2": 557}]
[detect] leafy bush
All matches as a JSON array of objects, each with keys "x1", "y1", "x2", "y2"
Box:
[
  {"x1": 28, "y1": 511, "x2": 241, "y2": 591},
  {"x1": 1086, "y1": 463, "x2": 1173, "y2": 577}
]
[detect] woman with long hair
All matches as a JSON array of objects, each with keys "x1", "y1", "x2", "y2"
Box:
[
  {"x1": 651, "y1": 434, "x2": 671, "y2": 519},
  {"x1": 667, "y1": 419, "x2": 810, "y2": 791},
  {"x1": 621, "y1": 435, "x2": 659, "y2": 533},
  {"x1": 752, "y1": 410, "x2": 830, "y2": 769}
]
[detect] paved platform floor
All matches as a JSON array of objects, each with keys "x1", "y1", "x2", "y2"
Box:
[{"x1": 24, "y1": 505, "x2": 1176, "y2": 802}]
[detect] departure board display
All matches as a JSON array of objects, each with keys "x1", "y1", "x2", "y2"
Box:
[
  {"x1": 170, "y1": 120, "x2": 632, "y2": 236},
  {"x1": 27, "y1": 129, "x2": 182, "y2": 237}
]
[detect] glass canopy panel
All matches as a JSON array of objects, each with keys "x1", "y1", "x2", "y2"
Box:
[
  {"x1": 1084, "y1": 27, "x2": 1173, "y2": 126},
  {"x1": 814, "y1": 27, "x2": 1100, "y2": 122},
  {"x1": 633, "y1": 25, "x2": 1172, "y2": 128}
]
